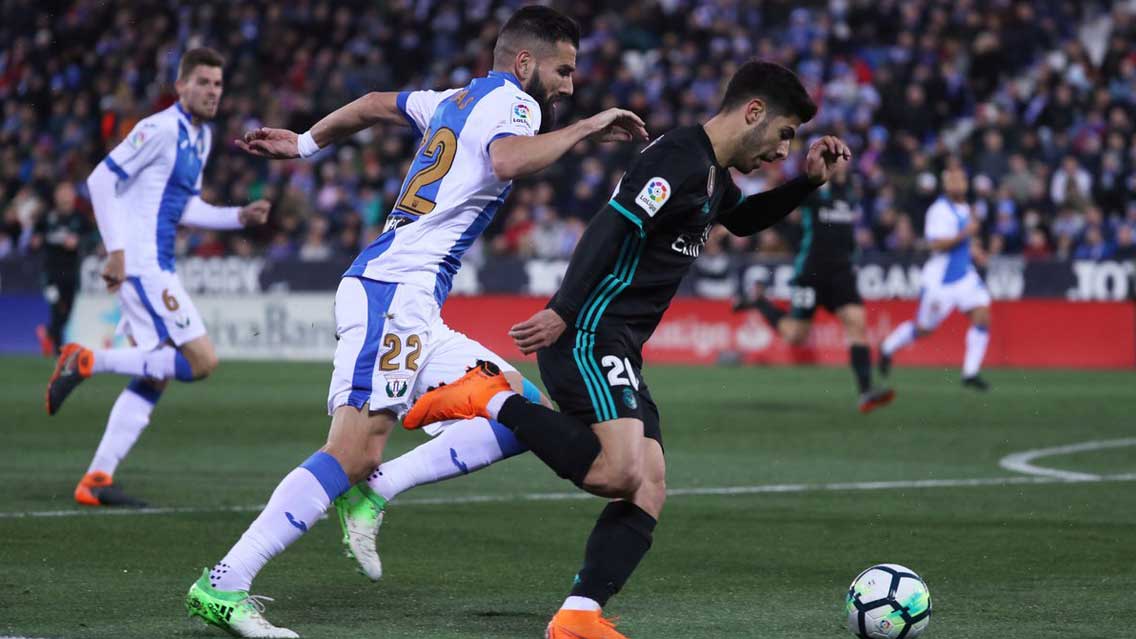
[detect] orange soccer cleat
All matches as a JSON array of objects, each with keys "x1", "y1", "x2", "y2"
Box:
[
  {"x1": 545, "y1": 609, "x2": 630, "y2": 639},
  {"x1": 45, "y1": 343, "x2": 94, "y2": 415},
  {"x1": 35, "y1": 324, "x2": 56, "y2": 357},
  {"x1": 402, "y1": 360, "x2": 511, "y2": 430},
  {"x1": 858, "y1": 387, "x2": 896, "y2": 414},
  {"x1": 74, "y1": 471, "x2": 147, "y2": 507}
]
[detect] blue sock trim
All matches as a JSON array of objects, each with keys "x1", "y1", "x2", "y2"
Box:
[
  {"x1": 521, "y1": 378, "x2": 543, "y2": 404},
  {"x1": 300, "y1": 451, "x2": 351, "y2": 500},
  {"x1": 972, "y1": 325, "x2": 989, "y2": 334},
  {"x1": 488, "y1": 420, "x2": 527, "y2": 458},
  {"x1": 174, "y1": 352, "x2": 194, "y2": 382},
  {"x1": 126, "y1": 377, "x2": 163, "y2": 404}
]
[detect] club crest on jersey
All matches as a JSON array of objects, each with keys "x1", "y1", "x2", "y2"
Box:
[
  {"x1": 511, "y1": 102, "x2": 532, "y2": 128},
  {"x1": 635, "y1": 177, "x2": 671, "y2": 217},
  {"x1": 622, "y1": 387, "x2": 638, "y2": 410}
]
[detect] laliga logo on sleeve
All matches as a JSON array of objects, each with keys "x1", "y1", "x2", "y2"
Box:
[
  {"x1": 511, "y1": 102, "x2": 532, "y2": 127},
  {"x1": 634, "y1": 177, "x2": 671, "y2": 217}
]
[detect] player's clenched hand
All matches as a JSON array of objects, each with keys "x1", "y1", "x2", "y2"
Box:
[
  {"x1": 239, "y1": 199, "x2": 271, "y2": 226},
  {"x1": 509, "y1": 309, "x2": 567, "y2": 355},
  {"x1": 235, "y1": 128, "x2": 300, "y2": 159},
  {"x1": 102, "y1": 250, "x2": 125, "y2": 293},
  {"x1": 804, "y1": 136, "x2": 852, "y2": 185},
  {"x1": 585, "y1": 108, "x2": 649, "y2": 143}
]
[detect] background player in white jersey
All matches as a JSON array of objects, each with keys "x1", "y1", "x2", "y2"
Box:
[
  {"x1": 184, "y1": 7, "x2": 648, "y2": 637},
  {"x1": 878, "y1": 164, "x2": 993, "y2": 390},
  {"x1": 44, "y1": 48, "x2": 271, "y2": 507}
]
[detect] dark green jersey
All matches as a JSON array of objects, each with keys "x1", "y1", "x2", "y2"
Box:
[{"x1": 795, "y1": 177, "x2": 858, "y2": 273}]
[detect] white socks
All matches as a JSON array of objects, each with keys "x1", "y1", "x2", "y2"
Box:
[
  {"x1": 368, "y1": 417, "x2": 523, "y2": 502},
  {"x1": 87, "y1": 382, "x2": 159, "y2": 476},
  {"x1": 211, "y1": 452, "x2": 349, "y2": 592},
  {"x1": 92, "y1": 346, "x2": 176, "y2": 379},
  {"x1": 881, "y1": 320, "x2": 917, "y2": 356},
  {"x1": 963, "y1": 325, "x2": 990, "y2": 378},
  {"x1": 485, "y1": 391, "x2": 516, "y2": 422},
  {"x1": 561, "y1": 596, "x2": 601, "y2": 611}
]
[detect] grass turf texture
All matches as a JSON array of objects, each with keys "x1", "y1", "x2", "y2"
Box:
[{"x1": 1, "y1": 356, "x2": 1134, "y2": 638}]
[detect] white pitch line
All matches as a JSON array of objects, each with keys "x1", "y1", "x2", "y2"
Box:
[
  {"x1": 999, "y1": 438, "x2": 1136, "y2": 481},
  {"x1": 2, "y1": 473, "x2": 1135, "y2": 520}
]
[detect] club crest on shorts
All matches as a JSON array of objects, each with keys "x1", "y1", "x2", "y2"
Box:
[
  {"x1": 621, "y1": 387, "x2": 638, "y2": 410},
  {"x1": 635, "y1": 177, "x2": 670, "y2": 217},
  {"x1": 384, "y1": 374, "x2": 410, "y2": 398}
]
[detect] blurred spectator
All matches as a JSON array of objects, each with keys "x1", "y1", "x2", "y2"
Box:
[
  {"x1": 299, "y1": 217, "x2": 332, "y2": 262},
  {"x1": 0, "y1": 0, "x2": 1133, "y2": 267}
]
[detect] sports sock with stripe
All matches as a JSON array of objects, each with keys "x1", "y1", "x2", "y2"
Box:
[
  {"x1": 211, "y1": 451, "x2": 349, "y2": 592},
  {"x1": 367, "y1": 417, "x2": 525, "y2": 502}
]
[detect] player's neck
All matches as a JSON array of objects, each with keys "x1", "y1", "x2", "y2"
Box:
[
  {"x1": 700, "y1": 116, "x2": 733, "y2": 168},
  {"x1": 176, "y1": 99, "x2": 202, "y2": 127}
]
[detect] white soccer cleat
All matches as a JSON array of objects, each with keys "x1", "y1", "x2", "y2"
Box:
[{"x1": 334, "y1": 485, "x2": 386, "y2": 581}]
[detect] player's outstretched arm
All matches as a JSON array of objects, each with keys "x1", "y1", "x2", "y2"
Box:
[
  {"x1": 719, "y1": 136, "x2": 851, "y2": 236},
  {"x1": 489, "y1": 108, "x2": 648, "y2": 181},
  {"x1": 180, "y1": 197, "x2": 271, "y2": 230},
  {"x1": 510, "y1": 207, "x2": 634, "y2": 354},
  {"x1": 237, "y1": 92, "x2": 408, "y2": 159}
]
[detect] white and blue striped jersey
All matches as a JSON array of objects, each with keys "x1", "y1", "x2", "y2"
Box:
[
  {"x1": 100, "y1": 103, "x2": 211, "y2": 275},
  {"x1": 922, "y1": 197, "x2": 973, "y2": 285},
  {"x1": 344, "y1": 71, "x2": 541, "y2": 305}
]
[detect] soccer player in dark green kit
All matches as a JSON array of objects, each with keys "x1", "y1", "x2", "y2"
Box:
[{"x1": 405, "y1": 60, "x2": 851, "y2": 638}]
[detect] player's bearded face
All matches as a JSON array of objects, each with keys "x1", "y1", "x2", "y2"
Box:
[
  {"x1": 524, "y1": 43, "x2": 576, "y2": 133},
  {"x1": 178, "y1": 66, "x2": 224, "y2": 121},
  {"x1": 525, "y1": 66, "x2": 565, "y2": 133}
]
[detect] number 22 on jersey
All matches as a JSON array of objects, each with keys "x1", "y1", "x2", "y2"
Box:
[{"x1": 395, "y1": 127, "x2": 458, "y2": 216}]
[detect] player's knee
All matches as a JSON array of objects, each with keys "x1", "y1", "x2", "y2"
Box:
[
  {"x1": 583, "y1": 464, "x2": 643, "y2": 499},
  {"x1": 323, "y1": 447, "x2": 372, "y2": 484},
  {"x1": 195, "y1": 352, "x2": 220, "y2": 378},
  {"x1": 783, "y1": 329, "x2": 808, "y2": 347}
]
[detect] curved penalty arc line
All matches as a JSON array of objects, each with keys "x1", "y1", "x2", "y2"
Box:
[{"x1": 999, "y1": 438, "x2": 1136, "y2": 481}]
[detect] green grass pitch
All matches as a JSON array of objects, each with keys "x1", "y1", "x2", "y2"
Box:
[{"x1": 2, "y1": 356, "x2": 1134, "y2": 638}]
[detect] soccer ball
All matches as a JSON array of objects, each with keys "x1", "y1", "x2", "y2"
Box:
[{"x1": 845, "y1": 563, "x2": 932, "y2": 639}]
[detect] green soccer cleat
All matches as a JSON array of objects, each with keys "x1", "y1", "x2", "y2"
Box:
[
  {"x1": 334, "y1": 484, "x2": 387, "y2": 581},
  {"x1": 185, "y1": 568, "x2": 298, "y2": 638}
]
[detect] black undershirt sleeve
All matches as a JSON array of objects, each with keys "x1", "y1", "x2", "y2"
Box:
[
  {"x1": 547, "y1": 206, "x2": 638, "y2": 326},
  {"x1": 718, "y1": 175, "x2": 820, "y2": 236}
]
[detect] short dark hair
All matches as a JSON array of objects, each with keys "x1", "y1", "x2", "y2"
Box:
[
  {"x1": 494, "y1": 5, "x2": 580, "y2": 62},
  {"x1": 719, "y1": 60, "x2": 817, "y2": 122},
  {"x1": 178, "y1": 47, "x2": 225, "y2": 81}
]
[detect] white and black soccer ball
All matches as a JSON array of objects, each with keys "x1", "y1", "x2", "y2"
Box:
[{"x1": 845, "y1": 563, "x2": 932, "y2": 639}]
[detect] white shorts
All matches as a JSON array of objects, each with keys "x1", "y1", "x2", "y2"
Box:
[
  {"x1": 327, "y1": 277, "x2": 516, "y2": 432},
  {"x1": 916, "y1": 270, "x2": 991, "y2": 331},
  {"x1": 116, "y1": 272, "x2": 206, "y2": 350}
]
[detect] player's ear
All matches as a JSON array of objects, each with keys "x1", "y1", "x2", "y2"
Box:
[
  {"x1": 745, "y1": 98, "x2": 766, "y2": 125},
  {"x1": 516, "y1": 50, "x2": 534, "y2": 82}
]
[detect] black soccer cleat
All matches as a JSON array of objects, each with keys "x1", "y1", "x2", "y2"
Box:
[
  {"x1": 877, "y1": 351, "x2": 892, "y2": 378},
  {"x1": 74, "y1": 471, "x2": 149, "y2": 508},
  {"x1": 46, "y1": 343, "x2": 94, "y2": 416},
  {"x1": 858, "y1": 387, "x2": 896, "y2": 414},
  {"x1": 962, "y1": 375, "x2": 991, "y2": 392}
]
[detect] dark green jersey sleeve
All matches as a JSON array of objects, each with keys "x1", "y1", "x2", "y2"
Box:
[{"x1": 606, "y1": 136, "x2": 707, "y2": 234}]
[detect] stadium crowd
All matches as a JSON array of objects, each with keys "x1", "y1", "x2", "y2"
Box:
[{"x1": 2, "y1": 0, "x2": 1135, "y2": 267}]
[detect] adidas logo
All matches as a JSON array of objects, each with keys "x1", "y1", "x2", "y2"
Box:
[{"x1": 207, "y1": 601, "x2": 234, "y2": 622}]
